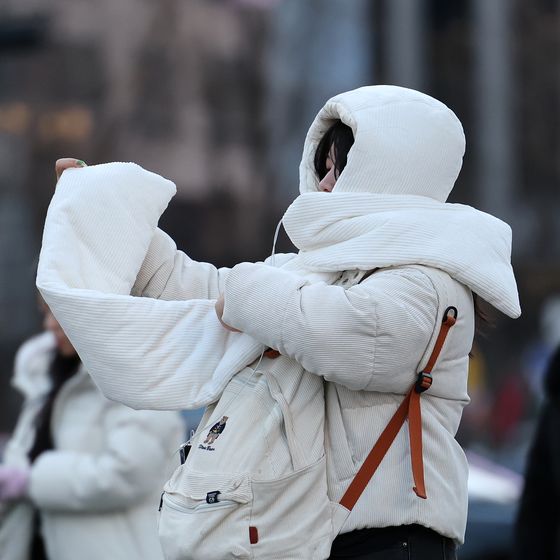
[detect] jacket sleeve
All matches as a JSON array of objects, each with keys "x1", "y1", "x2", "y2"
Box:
[
  {"x1": 28, "y1": 407, "x2": 182, "y2": 513},
  {"x1": 131, "y1": 229, "x2": 296, "y2": 301},
  {"x1": 221, "y1": 263, "x2": 438, "y2": 392},
  {"x1": 131, "y1": 228, "x2": 230, "y2": 300}
]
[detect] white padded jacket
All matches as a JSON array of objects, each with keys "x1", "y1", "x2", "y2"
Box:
[{"x1": 36, "y1": 85, "x2": 520, "y2": 544}]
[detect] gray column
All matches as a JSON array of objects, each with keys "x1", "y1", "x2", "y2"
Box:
[
  {"x1": 0, "y1": 134, "x2": 37, "y2": 343},
  {"x1": 384, "y1": 0, "x2": 428, "y2": 90},
  {"x1": 265, "y1": 0, "x2": 373, "y2": 205},
  {"x1": 472, "y1": 0, "x2": 515, "y2": 218}
]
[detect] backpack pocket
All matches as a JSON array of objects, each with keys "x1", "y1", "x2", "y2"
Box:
[
  {"x1": 250, "y1": 455, "x2": 332, "y2": 560},
  {"x1": 159, "y1": 469, "x2": 253, "y2": 560},
  {"x1": 158, "y1": 365, "x2": 332, "y2": 559},
  {"x1": 159, "y1": 456, "x2": 333, "y2": 560}
]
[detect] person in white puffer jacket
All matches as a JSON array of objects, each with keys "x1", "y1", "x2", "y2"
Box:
[
  {"x1": 0, "y1": 300, "x2": 184, "y2": 560},
  {"x1": 37, "y1": 85, "x2": 521, "y2": 559}
]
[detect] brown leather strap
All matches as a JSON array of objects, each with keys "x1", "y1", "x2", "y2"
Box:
[
  {"x1": 339, "y1": 306, "x2": 458, "y2": 511},
  {"x1": 408, "y1": 390, "x2": 426, "y2": 498},
  {"x1": 423, "y1": 308, "x2": 457, "y2": 374},
  {"x1": 339, "y1": 391, "x2": 411, "y2": 510}
]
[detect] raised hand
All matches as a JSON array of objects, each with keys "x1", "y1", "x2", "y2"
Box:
[{"x1": 55, "y1": 158, "x2": 87, "y2": 182}]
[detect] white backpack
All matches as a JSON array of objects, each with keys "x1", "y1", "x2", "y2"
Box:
[{"x1": 158, "y1": 354, "x2": 334, "y2": 560}]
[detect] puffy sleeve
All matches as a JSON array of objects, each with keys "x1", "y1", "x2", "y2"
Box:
[
  {"x1": 131, "y1": 228, "x2": 230, "y2": 300},
  {"x1": 36, "y1": 163, "x2": 238, "y2": 410},
  {"x1": 131, "y1": 228, "x2": 296, "y2": 302},
  {"x1": 221, "y1": 263, "x2": 439, "y2": 392}
]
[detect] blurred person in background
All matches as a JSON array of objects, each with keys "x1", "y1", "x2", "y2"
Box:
[
  {"x1": 520, "y1": 296, "x2": 560, "y2": 404},
  {"x1": 0, "y1": 296, "x2": 184, "y2": 560},
  {"x1": 38, "y1": 85, "x2": 521, "y2": 560},
  {"x1": 514, "y1": 344, "x2": 560, "y2": 559}
]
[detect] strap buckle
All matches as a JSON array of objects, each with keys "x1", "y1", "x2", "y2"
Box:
[
  {"x1": 443, "y1": 306, "x2": 458, "y2": 325},
  {"x1": 415, "y1": 372, "x2": 433, "y2": 393}
]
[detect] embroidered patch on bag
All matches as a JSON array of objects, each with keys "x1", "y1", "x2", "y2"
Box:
[{"x1": 198, "y1": 416, "x2": 229, "y2": 451}]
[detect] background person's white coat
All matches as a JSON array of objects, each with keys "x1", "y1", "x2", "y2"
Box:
[{"x1": 0, "y1": 332, "x2": 184, "y2": 560}]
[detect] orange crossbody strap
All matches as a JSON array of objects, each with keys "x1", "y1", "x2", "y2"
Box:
[{"x1": 339, "y1": 306, "x2": 458, "y2": 511}]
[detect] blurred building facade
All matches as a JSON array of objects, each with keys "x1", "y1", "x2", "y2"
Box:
[{"x1": 0, "y1": 0, "x2": 559, "y2": 449}]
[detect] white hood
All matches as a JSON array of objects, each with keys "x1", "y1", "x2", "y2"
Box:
[{"x1": 299, "y1": 85, "x2": 465, "y2": 201}]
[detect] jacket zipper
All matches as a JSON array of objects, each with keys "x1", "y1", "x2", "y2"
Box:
[{"x1": 162, "y1": 493, "x2": 237, "y2": 514}]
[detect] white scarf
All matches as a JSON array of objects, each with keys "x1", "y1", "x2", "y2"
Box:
[{"x1": 282, "y1": 191, "x2": 520, "y2": 318}]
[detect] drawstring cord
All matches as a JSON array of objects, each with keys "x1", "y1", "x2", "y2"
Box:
[{"x1": 270, "y1": 217, "x2": 284, "y2": 268}]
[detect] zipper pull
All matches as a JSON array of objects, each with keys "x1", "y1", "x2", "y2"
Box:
[
  {"x1": 158, "y1": 492, "x2": 164, "y2": 512},
  {"x1": 179, "y1": 441, "x2": 191, "y2": 465},
  {"x1": 179, "y1": 429, "x2": 195, "y2": 465}
]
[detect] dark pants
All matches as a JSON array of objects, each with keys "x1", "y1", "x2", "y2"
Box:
[{"x1": 328, "y1": 524, "x2": 457, "y2": 560}]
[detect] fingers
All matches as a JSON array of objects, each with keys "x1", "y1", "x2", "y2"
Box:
[
  {"x1": 55, "y1": 158, "x2": 87, "y2": 181},
  {"x1": 215, "y1": 295, "x2": 225, "y2": 321},
  {"x1": 220, "y1": 318, "x2": 242, "y2": 333}
]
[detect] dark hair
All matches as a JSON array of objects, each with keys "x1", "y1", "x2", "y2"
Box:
[
  {"x1": 544, "y1": 344, "x2": 560, "y2": 398},
  {"x1": 469, "y1": 293, "x2": 494, "y2": 359},
  {"x1": 28, "y1": 351, "x2": 81, "y2": 462},
  {"x1": 314, "y1": 120, "x2": 354, "y2": 182},
  {"x1": 473, "y1": 293, "x2": 493, "y2": 334}
]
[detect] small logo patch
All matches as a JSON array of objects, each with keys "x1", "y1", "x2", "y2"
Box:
[
  {"x1": 199, "y1": 416, "x2": 229, "y2": 451},
  {"x1": 206, "y1": 491, "x2": 221, "y2": 504}
]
